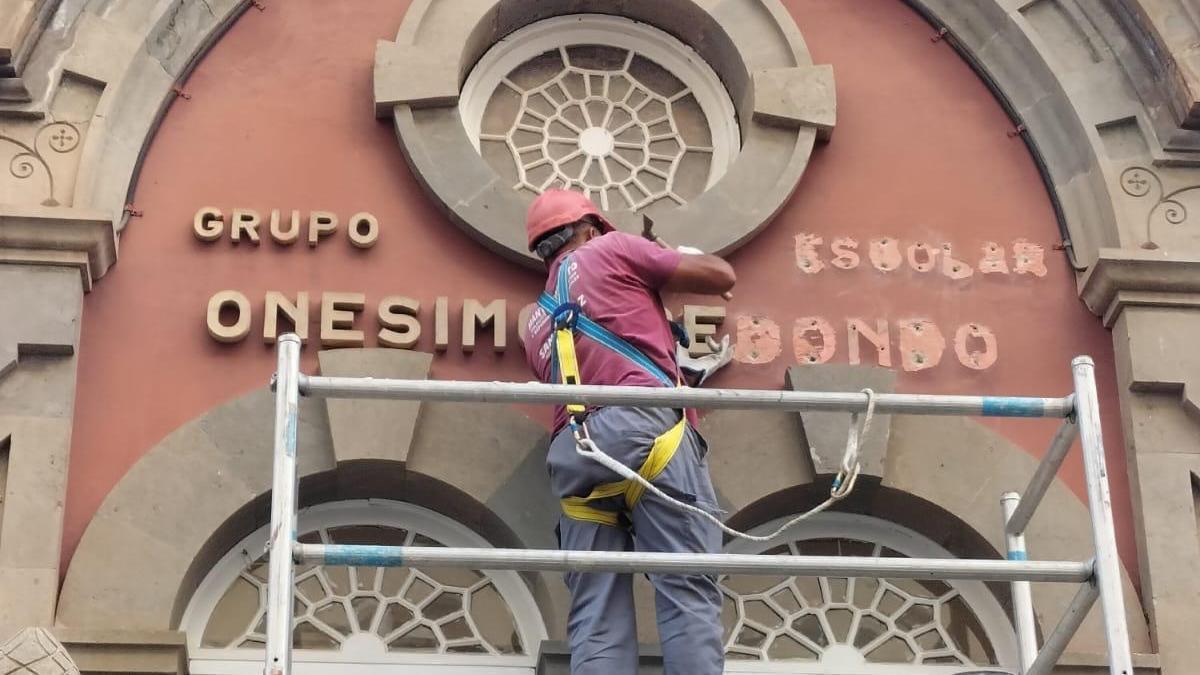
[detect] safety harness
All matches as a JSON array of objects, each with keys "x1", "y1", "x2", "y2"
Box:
[
  {"x1": 538, "y1": 254, "x2": 687, "y2": 527},
  {"x1": 540, "y1": 252, "x2": 871, "y2": 541}
]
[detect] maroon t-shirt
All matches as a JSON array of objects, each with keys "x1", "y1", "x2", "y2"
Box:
[{"x1": 524, "y1": 231, "x2": 684, "y2": 432}]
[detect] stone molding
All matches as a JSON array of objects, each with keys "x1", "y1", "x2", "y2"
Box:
[
  {"x1": 318, "y1": 348, "x2": 432, "y2": 466},
  {"x1": 0, "y1": 0, "x2": 58, "y2": 104},
  {"x1": 784, "y1": 364, "x2": 895, "y2": 478},
  {"x1": 52, "y1": 628, "x2": 185, "y2": 675},
  {"x1": 0, "y1": 205, "x2": 116, "y2": 291},
  {"x1": 1079, "y1": 248, "x2": 1200, "y2": 326},
  {"x1": 374, "y1": 0, "x2": 835, "y2": 268}
]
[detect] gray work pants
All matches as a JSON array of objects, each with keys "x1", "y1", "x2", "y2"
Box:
[{"x1": 547, "y1": 406, "x2": 725, "y2": 675}]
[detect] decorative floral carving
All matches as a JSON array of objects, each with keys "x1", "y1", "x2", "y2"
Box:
[
  {"x1": 1120, "y1": 166, "x2": 1197, "y2": 249},
  {"x1": 0, "y1": 121, "x2": 82, "y2": 207}
]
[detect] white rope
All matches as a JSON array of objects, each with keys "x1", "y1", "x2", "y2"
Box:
[{"x1": 573, "y1": 388, "x2": 877, "y2": 543}]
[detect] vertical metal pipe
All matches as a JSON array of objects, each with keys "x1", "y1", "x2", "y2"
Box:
[
  {"x1": 1007, "y1": 419, "x2": 1078, "y2": 535},
  {"x1": 1072, "y1": 356, "x2": 1134, "y2": 675},
  {"x1": 1025, "y1": 579, "x2": 1101, "y2": 675},
  {"x1": 264, "y1": 334, "x2": 301, "y2": 675},
  {"x1": 1003, "y1": 492, "x2": 1038, "y2": 673}
]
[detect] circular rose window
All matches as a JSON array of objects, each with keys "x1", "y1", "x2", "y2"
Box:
[
  {"x1": 460, "y1": 15, "x2": 741, "y2": 217},
  {"x1": 377, "y1": 0, "x2": 832, "y2": 266}
]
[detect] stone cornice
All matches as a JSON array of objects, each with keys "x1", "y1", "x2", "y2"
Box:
[
  {"x1": 51, "y1": 628, "x2": 185, "y2": 675},
  {"x1": 1079, "y1": 248, "x2": 1200, "y2": 326},
  {"x1": 0, "y1": 205, "x2": 116, "y2": 291}
]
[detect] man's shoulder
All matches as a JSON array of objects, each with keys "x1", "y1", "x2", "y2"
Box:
[
  {"x1": 580, "y1": 230, "x2": 638, "y2": 260},
  {"x1": 599, "y1": 230, "x2": 640, "y2": 247}
]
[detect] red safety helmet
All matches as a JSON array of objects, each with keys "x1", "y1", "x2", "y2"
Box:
[{"x1": 525, "y1": 189, "x2": 615, "y2": 251}]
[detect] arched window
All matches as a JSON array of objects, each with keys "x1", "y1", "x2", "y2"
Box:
[
  {"x1": 459, "y1": 14, "x2": 741, "y2": 215},
  {"x1": 183, "y1": 500, "x2": 547, "y2": 674},
  {"x1": 721, "y1": 513, "x2": 1018, "y2": 673}
]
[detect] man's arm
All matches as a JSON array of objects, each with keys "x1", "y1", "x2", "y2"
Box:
[
  {"x1": 663, "y1": 250, "x2": 736, "y2": 296},
  {"x1": 613, "y1": 231, "x2": 736, "y2": 297}
]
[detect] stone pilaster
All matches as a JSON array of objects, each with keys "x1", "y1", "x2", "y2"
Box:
[
  {"x1": 0, "y1": 206, "x2": 115, "y2": 639},
  {"x1": 1081, "y1": 251, "x2": 1200, "y2": 675}
]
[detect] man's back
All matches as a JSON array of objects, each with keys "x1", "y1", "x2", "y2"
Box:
[
  {"x1": 523, "y1": 231, "x2": 683, "y2": 430},
  {"x1": 521, "y1": 191, "x2": 734, "y2": 675}
]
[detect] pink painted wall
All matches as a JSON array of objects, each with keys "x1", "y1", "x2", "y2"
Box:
[{"x1": 65, "y1": 0, "x2": 1133, "y2": 583}]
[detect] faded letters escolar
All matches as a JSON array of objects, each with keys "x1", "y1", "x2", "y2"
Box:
[{"x1": 195, "y1": 207, "x2": 1037, "y2": 373}]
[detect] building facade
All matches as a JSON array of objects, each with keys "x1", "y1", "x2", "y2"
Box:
[{"x1": 0, "y1": 0, "x2": 1198, "y2": 673}]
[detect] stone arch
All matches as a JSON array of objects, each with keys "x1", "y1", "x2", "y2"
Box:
[
  {"x1": 697, "y1": 406, "x2": 1153, "y2": 654},
  {"x1": 7, "y1": 0, "x2": 1188, "y2": 268},
  {"x1": 904, "y1": 0, "x2": 1200, "y2": 265},
  {"x1": 56, "y1": 348, "x2": 561, "y2": 633}
]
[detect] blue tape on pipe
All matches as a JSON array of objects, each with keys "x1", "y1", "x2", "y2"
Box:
[
  {"x1": 1007, "y1": 551, "x2": 1028, "y2": 561},
  {"x1": 981, "y1": 397, "x2": 1046, "y2": 417},
  {"x1": 285, "y1": 403, "x2": 298, "y2": 457},
  {"x1": 321, "y1": 544, "x2": 406, "y2": 567}
]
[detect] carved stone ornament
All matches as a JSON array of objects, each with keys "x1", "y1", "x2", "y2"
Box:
[
  {"x1": 374, "y1": 0, "x2": 835, "y2": 267},
  {"x1": 1119, "y1": 166, "x2": 1200, "y2": 249},
  {"x1": 0, "y1": 628, "x2": 80, "y2": 675}
]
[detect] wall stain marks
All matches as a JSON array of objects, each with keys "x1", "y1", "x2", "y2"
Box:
[
  {"x1": 794, "y1": 233, "x2": 825, "y2": 274},
  {"x1": 734, "y1": 315, "x2": 781, "y2": 364},
  {"x1": 898, "y1": 319, "x2": 945, "y2": 372},
  {"x1": 793, "y1": 316, "x2": 835, "y2": 365}
]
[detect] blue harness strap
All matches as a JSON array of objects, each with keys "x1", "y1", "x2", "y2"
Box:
[{"x1": 538, "y1": 255, "x2": 674, "y2": 388}]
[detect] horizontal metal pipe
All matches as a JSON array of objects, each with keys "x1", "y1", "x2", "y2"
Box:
[
  {"x1": 295, "y1": 544, "x2": 1092, "y2": 583},
  {"x1": 299, "y1": 376, "x2": 1073, "y2": 418},
  {"x1": 1026, "y1": 579, "x2": 1101, "y2": 675},
  {"x1": 1008, "y1": 418, "x2": 1078, "y2": 536}
]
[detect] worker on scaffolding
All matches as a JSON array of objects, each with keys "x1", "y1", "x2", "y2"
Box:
[{"x1": 522, "y1": 189, "x2": 737, "y2": 675}]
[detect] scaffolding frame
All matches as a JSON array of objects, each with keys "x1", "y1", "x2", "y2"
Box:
[{"x1": 262, "y1": 334, "x2": 1132, "y2": 675}]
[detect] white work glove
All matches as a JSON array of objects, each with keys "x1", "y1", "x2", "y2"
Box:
[
  {"x1": 677, "y1": 334, "x2": 734, "y2": 387},
  {"x1": 676, "y1": 245, "x2": 704, "y2": 256}
]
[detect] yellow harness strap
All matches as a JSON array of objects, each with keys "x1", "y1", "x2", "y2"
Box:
[
  {"x1": 555, "y1": 327, "x2": 587, "y2": 418},
  {"x1": 559, "y1": 416, "x2": 687, "y2": 527},
  {"x1": 553, "y1": 317, "x2": 687, "y2": 527}
]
